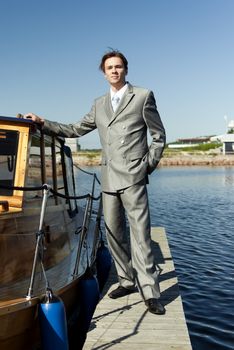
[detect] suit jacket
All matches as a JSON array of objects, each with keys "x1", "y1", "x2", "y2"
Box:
[{"x1": 43, "y1": 83, "x2": 166, "y2": 192}]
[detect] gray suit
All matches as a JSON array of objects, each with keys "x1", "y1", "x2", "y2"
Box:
[{"x1": 43, "y1": 83, "x2": 166, "y2": 299}]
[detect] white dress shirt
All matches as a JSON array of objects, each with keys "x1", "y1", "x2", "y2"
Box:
[{"x1": 111, "y1": 83, "x2": 128, "y2": 111}]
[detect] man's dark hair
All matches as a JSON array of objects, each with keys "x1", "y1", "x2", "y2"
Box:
[{"x1": 99, "y1": 50, "x2": 128, "y2": 73}]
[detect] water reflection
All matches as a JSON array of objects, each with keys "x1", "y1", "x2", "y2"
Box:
[
  {"x1": 149, "y1": 166, "x2": 234, "y2": 350},
  {"x1": 223, "y1": 167, "x2": 234, "y2": 185}
]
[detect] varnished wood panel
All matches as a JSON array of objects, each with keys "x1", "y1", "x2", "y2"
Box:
[{"x1": 0, "y1": 123, "x2": 30, "y2": 211}]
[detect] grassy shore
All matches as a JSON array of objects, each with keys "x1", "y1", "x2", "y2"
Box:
[{"x1": 72, "y1": 148, "x2": 234, "y2": 167}]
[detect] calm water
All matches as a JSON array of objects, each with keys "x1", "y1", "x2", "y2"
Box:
[{"x1": 76, "y1": 166, "x2": 234, "y2": 350}]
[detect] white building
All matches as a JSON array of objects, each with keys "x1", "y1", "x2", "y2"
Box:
[
  {"x1": 65, "y1": 138, "x2": 80, "y2": 153},
  {"x1": 168, "y1": 136, "x2": 211, "y2": 149},
  {"x1": 210, "y1": 120, "x2": 234, "y2": 155}
]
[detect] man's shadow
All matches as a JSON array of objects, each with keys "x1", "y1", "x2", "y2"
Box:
[{"x1": 151, "y1": 239, "x2": 180, "y2": 306}]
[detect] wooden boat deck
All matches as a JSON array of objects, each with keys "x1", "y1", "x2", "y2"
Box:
[{"x1": 83, "y1": 227, "x2": 193, "y2": 350}]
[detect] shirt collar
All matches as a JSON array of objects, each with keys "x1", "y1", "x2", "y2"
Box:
[{"x1": 110, "y1": 82, "x2": 128, "y2": 100}]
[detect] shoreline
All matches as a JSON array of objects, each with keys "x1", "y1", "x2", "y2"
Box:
[
  {"x1": 159, "y1": 154, "x2": 234, "y2": 166},
  {"x1": 73, "y1": 152, "x2": 234, "y2": 167}
]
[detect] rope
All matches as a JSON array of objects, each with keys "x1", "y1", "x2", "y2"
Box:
[
  {"x1": 0, "y1": 184, "x2": 47, "y2": 191},
  {"x1": 50, "y1": 188, "x2": 101, "y2": 201},
  {"x1": 39, "y1": 239, "x2": 51, "y2": 290},
  {"x1": 74, "y1": 164, "x2": 101, "y2": 185},
  {"x1": 0, "y1": 184, "x2": 101, "y2": 201}
]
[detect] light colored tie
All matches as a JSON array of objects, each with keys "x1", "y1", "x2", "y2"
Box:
[{"x1": 112, "y1": 95, "x2": 120, "y2": 112}]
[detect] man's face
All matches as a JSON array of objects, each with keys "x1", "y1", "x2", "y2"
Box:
[{"x1": 104, "y1": 56, "x2": 127, "y2": 89}]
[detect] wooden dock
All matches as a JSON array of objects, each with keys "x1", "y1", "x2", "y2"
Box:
[{"x1": 83, "y1": 227, "x2": 193, "y2": 350}]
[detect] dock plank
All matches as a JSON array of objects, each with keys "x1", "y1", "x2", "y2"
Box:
[{"x1": 83, "y1": 227, "x2": 192, "y2": 350}]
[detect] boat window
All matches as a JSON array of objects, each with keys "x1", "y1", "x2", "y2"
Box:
[
  {"x1": 0, "y1": 129, "x2": 19, "y2": 196},
  {"x1": 44, "y1": 137, "x2": 53, "y2": 188},
  {"x1": 25, "y1": 133, "x2": 66, "y2": 204},
  {"x1": 55, "y1": 143, "x2": 65, "y2": 196},
  {"x1": 63, "y1": 145, "x2": 78, "y2": 215},
  {"x1": 25, "y1": 134, "x2": 42, "y2": 199},
  {"x1": 44, "y1": 136, "x2": 65, "y2": 204},
  {"x1": 25, "y1": 135, "x2": 63, "y2": 201}
]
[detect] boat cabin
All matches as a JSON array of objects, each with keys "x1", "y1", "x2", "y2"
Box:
[{"x1": 0, "y1": 116, "x2": 77, "y2": 215}]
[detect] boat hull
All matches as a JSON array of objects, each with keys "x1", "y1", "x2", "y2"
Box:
[{"x1": 0, "y1": 198, "x2": 99, "y2": 350}]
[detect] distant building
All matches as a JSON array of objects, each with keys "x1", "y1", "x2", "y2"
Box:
[
  {"x1": 65, "y1": 138, "x2": 80, "y2": 153},
  {"x1": 210, "y1": 134, "x2": 234, "y2": 155},
  {"x1": 168, "y1": 136, "x2": 212, "y2": 149},
  {"x1": 210, "y1": 120, "x2": 234, "y2": 155}
]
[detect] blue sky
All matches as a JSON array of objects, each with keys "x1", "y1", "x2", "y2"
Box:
[{"x1": 1, "y1": 0, "x2": 233, "y2": 149}]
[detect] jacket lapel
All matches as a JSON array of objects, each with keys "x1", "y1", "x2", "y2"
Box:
[
  {"x1": 104, "y1": 93, "x2": 113, "y2": 120},
  {"x1": 106, "y1": 84, "x2": 135, "y2": 125}
]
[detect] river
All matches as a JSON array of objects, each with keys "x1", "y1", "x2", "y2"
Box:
[{"x1": 75, "y1": 165, "x2": 234, "y2": 350}]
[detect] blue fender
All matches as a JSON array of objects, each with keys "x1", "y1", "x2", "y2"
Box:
[
  {"x1": 96, "y1": 241, "x2": 112, "y2": 292},
  {"x1": 69, "y1": 271, "x2": 100, "y2": 349},
  {"x1": 78, "y1": 273, "x2": 100, "y2": 331},
  {"x1": 39, "y1": 289, "x2": 69, "y2": 350}
]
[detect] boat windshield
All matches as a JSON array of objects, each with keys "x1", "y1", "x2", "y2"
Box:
[{"x1": 0, "y1": 129, "x2": 19, "y2": 196}]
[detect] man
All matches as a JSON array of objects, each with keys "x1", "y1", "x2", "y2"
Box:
[{"x1": 24, "y1": 50, "x2": 166, "y2": 314}]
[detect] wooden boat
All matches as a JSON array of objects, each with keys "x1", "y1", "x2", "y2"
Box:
[{"x1": 0, "y1": 116, "x2": 102, "y2": 349}]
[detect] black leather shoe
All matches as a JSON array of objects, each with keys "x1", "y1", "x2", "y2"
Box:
[
  {"x1": 108, "y1": 286, "x2": 136, "y2": 299},
  {"x1": 145, "y1": 298, "x2": 166, "y2": 315}
]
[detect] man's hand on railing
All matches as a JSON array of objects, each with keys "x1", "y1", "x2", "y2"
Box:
[{"x1": 17, "y1": 113, "x2": 45, "y2": 125}]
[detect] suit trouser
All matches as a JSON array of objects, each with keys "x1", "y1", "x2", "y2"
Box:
[{"x1": 102, "y1": 182, "x2": 160, "y2": 300}]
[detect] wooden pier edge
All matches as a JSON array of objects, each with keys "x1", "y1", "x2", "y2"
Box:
[{"x1": 83, "y1": 227, "x2": 193, "y2": 350}]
